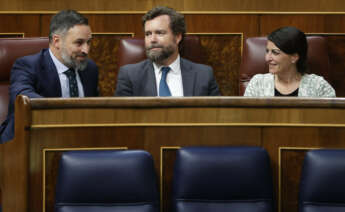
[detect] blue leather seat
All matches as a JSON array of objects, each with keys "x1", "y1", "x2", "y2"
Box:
[
  {"x1": 299, "y1": 149, "x2": 345, "y2": 212},
  {"x1": 55, "y1": 150, "x2": 159, "y2": 212},
  {"x1": 172, "y1": 146, "x2": 274, "y2": 212}
]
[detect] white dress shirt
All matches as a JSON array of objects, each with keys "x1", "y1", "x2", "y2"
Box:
[
  {"x1": 49, "y1": 49, "x2": 85, "y2": 97},
  {"x1": 153, "y1": 55, "x2": 184, "y2": 96}
]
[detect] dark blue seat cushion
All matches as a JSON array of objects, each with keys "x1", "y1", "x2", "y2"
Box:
[
  {"x1": 55, "y1": 150, "x2": 159, "y2": 212},
  {"x1": 299, "y1": 149, "x2": 345, "y2": 212},
  {"x1": 172, "y1": 146, "x2": 274, "y2": 212}
]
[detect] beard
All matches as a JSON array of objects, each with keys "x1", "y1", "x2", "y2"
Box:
[
  {"x1": 61, "y1": 46, "x2": 88, "y2": 71},
  {"x1": 145, "y1": 44, "x2": 176, "y2": 64}
]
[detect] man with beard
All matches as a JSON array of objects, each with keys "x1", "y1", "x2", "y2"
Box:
[
  {"x1": 0, "y1": 10, "x2": 98, "y2": 143},
  {"x1": 115, "y1": 6, "x2": 220, "y2": 96}
]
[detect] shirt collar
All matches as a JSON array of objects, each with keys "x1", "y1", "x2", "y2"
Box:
[
  {"x1": 49, "y1": 49, "x2": 69, "y2": 74},
  {"x1": 153, "y1": 55, "x2": 181, "y2": 75}
]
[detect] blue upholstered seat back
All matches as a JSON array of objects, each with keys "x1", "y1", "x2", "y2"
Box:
[
  {"x1": 172, "y1": 146, "x2": 274, "y2": 212},
  {"x1": 299, "y1": 149, "x2": 345, "y2": 212},
  {"x1": 55, "y1": 150, "x2": 159, "y2": 212}
]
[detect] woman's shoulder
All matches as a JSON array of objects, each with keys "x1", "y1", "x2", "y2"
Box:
[
  {"x1": 300, "y1": 73, "x2": 336, "y2": 97},
  {"x1": 244, "y1": 73, "x2": 275, "y2": 97},
  {"x1": 301, "y1": 73, "x2": 329, "y2": 84},
  {"x1": 251, "y1": 73, "x2": 273, "y2": 81}
]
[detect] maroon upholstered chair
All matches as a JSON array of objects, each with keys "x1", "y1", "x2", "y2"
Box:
[
  {"x1": 117, "y1": 35, "x2": 204, "y2": 68},
  {"x1": 0, "y1": 37, "x2": 49, "y2": 123},
  {"x1": 239, "y1": 36, "x2": 330, "y2": 96}
]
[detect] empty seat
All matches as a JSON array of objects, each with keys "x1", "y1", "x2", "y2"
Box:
[
  {"x1": 172, "y1": 146, "x2": 274, "y2": 212},
  {"x1": 299, "y1": 149, "x2": 345, "y2": 212},
  {"x1": 55, "y1": 150, "x2": 159, "y2": 212}
]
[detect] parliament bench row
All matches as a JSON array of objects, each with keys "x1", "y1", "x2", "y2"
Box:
[
  {"x1": 55, "y1": 147, "x2": 345, "y2": 212},
  {"x1": 0, "y1": 35, "x2": 340, "y2": 124}
]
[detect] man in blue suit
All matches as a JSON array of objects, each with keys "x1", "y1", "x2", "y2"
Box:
[
  {"x1": 0, "y1": 10, "x2": 98, "y2": 143},
  {"x1": 115, "y1": 6, "x2": 220, "y2": 97}
]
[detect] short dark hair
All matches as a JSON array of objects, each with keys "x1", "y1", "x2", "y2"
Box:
[
  {"x1": 142, "y1": 6, "x2": 186, "y2": 37},
  {"x1": 268, "y1": 26, "x2": 308, "y2": 74},
  {"x1": 49, "y1": 10, "x2": 88, "y2": 42}
]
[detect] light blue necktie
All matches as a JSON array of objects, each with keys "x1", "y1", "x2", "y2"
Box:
[
  {"x1": 159, "y1": 67, "x2": 171, "y2": 96},
  {"x1": 64, "y1": 68, "x2": 79, "y2": 97}
]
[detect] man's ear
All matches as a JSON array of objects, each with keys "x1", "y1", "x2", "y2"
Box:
[
  {"x1": 52, "y1": 34, "x2": 61, "y2": 50},
  {"x1": 175, "y1": 33, "x2": 182, "y2": 45}
]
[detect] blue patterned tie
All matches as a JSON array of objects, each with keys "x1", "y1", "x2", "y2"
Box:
[
  {"x1": 159, "y1": 66, "x2": 171, "y2": 96},
  {"x1": 64, "y1": 68, "x2": 79, "y2": 97}
]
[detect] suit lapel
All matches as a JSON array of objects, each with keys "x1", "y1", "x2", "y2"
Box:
[
  {"x1": 42, "y1": 50, "x2": 62, "y2": 97},
  {"x1": 78, "y1": 68, "x2": 91, "y2": 96},
  {"x1": 143, "y1": 60, "x2": 157, "y2": 96},
  {"x1": 78, "y1": 70, "x2": 87, "y2": 96},
  {"x1": 181, "y1": 58, "x2": 196, "y2": 96}
]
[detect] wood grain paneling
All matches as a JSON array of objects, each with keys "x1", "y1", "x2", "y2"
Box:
[
  {"x1": 40, "y1": 14, "x2": 53, "y2": 37},
  {"x1": 280, "y1": 148, "x2": 309, "y2": 212},
  {"x1": 182, "y1": 0, "x2": 345, "y2": 12},
  {"x1": 323, "y1": 15, "x2": 345, "y2": 33},
  {"x1": 185, "y1": 15, "x2": 259, "y2": 39},
  {"x1": 194, "y1": 34, "x2": 242, "y2": 96},
  {"x1": 0, "y1": 15, "x2": 40, "y2": 37},
  {"x1": 87, "y1": 14, "x2": 144, "y2": 36},
  {"x1": 40, "y1": 14, "x2": 144, "y2": 37},
  {"x1": 90, "y1": 33, "x2": 134, "y2": 96},
  {"x1": 4, "y1": 0, "x2": 152, "y2": 12},
  {"x1": 260, "y1": 15, "x2": 327, "y2": 35},
  {"x1": 1, "y1": 0, "x2": 345, "y2": 12}
]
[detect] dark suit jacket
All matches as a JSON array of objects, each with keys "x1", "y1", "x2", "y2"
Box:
[
  {"x1": 115, "y1": 58, "x2": 220, "y2": 96},
  {"x1": 0, "y1": 48, "x2": 98, "y2": 143}
]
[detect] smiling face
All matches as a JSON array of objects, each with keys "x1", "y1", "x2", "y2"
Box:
[
  {"x1": 144, "y1": 15, "x2": 181, "y2": 66},
  {"x1": 265, "y1": 40, "x2": 299, "y2": 75},
  {"x1": 53, "y1": 24, "x2": 92, "y2": 70}
]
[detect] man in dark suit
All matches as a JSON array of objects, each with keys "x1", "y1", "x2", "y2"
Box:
[
  {"x1": 0, "y1": 10, "x2": 98, "y2": 143},
  {"x1": 115, "y1": 6, "x2": 220, "y2": 96}
]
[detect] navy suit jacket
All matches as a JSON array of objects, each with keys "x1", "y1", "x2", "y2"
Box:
[
  {"x1": 115, "y1": 58, "x2": 220, "y2": 96},
  {"x1": 0, "y1": 49, "x2": 98, "y2": 143}
]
